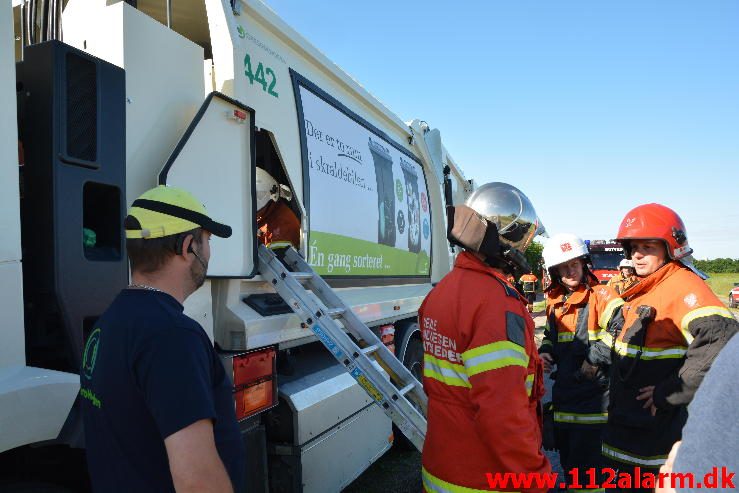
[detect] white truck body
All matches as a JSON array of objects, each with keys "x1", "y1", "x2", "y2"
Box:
[
  {"x1": 1, "y1": 0, "x2": 474, "y2": 490},
  {"x1": 0, "y1": 0, "x2": 82, "y2": 454}
]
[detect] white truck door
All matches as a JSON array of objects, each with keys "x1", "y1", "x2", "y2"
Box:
[{"x1": 160, "y1": 91, "x2": 257, "y2": 277}]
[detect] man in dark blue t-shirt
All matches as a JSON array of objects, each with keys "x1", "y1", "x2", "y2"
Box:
[{"x1": 80, "y1": 185, "x2": 245, "y2": 493}]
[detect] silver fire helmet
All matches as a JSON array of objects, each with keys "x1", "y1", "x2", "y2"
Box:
[{"x1": 464, "y1": 182, "x2": 543, "y2": 253}]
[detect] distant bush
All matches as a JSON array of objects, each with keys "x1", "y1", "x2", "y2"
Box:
[
  {"x1": 694, "y1": 258, "x2": 739, "y2": 273},
  {"x1": 525, "y1": 240, "x2": 544, "y2": 275}
]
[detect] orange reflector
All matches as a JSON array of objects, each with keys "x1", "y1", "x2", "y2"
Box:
[
  {"x1": 233, "y1": 348, "x2": 274, "y2": 387},
  {"x1": 235, "y1": 381, "x2": 274, "y2": 420},
  {"x1": 232, "y1": 347, "x2": 277, "y2": 420}
]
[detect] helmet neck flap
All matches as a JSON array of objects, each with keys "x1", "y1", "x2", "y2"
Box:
[{"x1": 446, "y1": 205, "x2": 531, "y2": 276}]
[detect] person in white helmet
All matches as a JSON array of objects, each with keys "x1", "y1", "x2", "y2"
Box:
[
  {"x1": 539, "y1": 233, "x2": 625, "y2": 491},
  {"x1": 255, "y1": 167, "x2": 300, "y2": 249},
  {"x1": 607, "y1": 258, "x2": 638, "y2": 294}
]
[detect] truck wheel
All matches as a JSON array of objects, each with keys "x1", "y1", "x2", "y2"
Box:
[
  {"x1": 730, "y1": 295, "x2": 736, "y2": 309},
  {"x1": 393, "y1": 335, "x2": 424, "y2": 451},
  {"x1": 403, "y1": 335, "x2": 424, "y2": 383}
]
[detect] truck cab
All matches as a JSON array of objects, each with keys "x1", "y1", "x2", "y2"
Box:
[{"x1": 587, "y1": 240, "x2": 625, "y2": 284}]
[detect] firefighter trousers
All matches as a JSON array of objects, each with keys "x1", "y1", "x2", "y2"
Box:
[
  {"x1": 601, "y1": 415, "x2": 686, "y2": 493},
  {"x1": 555, "y1": 425, "x2": 604, "y2": 491}
]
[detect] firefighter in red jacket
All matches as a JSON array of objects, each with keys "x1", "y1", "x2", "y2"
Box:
[
  {"x1": 599, "y1": 204, "x2": 738, "y2": 486},
  {"x1": 420, "y1": 182, "x2": 550, "y2": 493},
  {"x1": 256, "y1": 167, "x2": 301, "y2": 248},
  {"x1": 539, "y1": 233, "x2": 624, "y2": 491}
]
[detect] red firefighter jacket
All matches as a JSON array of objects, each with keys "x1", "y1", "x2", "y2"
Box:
[
  {"x1": 540, "y1": 280, "x2": 623, "y2": 425},
  {"x1": 600, "y1": 261, "x2": 738, "y2": 466},
  {"x1": 419, "y1": 252, "x2": 550, "y2": 493},
  {"x1": 256, "y1": 200, "x2": 300, "y2": 248}
]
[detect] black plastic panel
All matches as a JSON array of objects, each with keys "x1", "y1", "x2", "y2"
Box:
[
  {"x1": 16, "y1": 41, "x2": 127, "y2": 373},
  {"x1": 244, "y1": 293, "x2": 293, "y2": 317}
]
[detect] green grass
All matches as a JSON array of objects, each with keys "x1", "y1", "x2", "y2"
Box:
[
  {"x1": 532, "y1": 299, "x2": 546, "y2": 313},
  {"x1": 704, "y1": 272, "x2": 739, "y2": 301}
]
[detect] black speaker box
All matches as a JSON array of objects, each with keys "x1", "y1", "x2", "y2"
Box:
[{"x1": 16, "y1": 41, "x2": 127, "y2": 372}]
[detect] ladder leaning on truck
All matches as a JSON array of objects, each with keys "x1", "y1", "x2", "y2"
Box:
[{"x1": 0, "y1": 0, "x2": 477, "y2": 491}]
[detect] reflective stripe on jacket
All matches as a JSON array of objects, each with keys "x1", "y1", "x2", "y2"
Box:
[
  {"x1": 420, "y1": 252, "x2": 550, "y2": 493},
  {"x1": 520, "y1": 274, "x2": 538, "y2": 294}
]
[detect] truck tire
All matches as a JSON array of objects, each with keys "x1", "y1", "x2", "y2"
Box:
[
  {"x1": 403, "y1": 335, "x2": 424, "y2": 383},
  {"x1": 393, "y1": 335, "x2": 424, "y2": 451}
]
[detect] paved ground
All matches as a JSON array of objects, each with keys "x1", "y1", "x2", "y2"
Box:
[
  {"x1": 342, "y1": 447, "x2": 422, "y2": 493},
  {"x1": 342, "y1": 298, "x2": 557, "y2": 492}
]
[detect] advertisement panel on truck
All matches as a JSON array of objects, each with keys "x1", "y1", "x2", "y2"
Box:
[{"x1": 293, "y1": 73, "x2": 432, "y2": 279}]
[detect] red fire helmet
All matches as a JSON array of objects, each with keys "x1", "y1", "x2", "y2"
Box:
[{"x1": 616, "y1": 203, "x2": 692, "y2": 260}]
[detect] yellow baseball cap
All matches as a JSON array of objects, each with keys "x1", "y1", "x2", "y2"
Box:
[{"x1": 125, "y1": 185, "x2": 232, "y2": 239}]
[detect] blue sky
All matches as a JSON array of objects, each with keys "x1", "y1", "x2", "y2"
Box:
[{"x1": 264, "y1": 1, "x2": 738, "y2": 259}]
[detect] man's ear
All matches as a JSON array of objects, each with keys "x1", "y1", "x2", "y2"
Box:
[{"x1": 176, "y1": 234, "x2": 194, "y2": 257}]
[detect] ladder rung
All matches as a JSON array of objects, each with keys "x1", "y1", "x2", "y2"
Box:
[
  {"x1": 361, "y1": 344, "x2": 381, "y2": 355},
  {"x1": 399, "y1": 382, "x2": 416, "y2": 396},
  {"x1": 326, "y1": 307, "x2": 345, "y2": 319},
  {"x1": 290, "y1": 272, "x2": 313, "y2": 282}
]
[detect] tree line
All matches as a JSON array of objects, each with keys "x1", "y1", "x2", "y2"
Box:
[{"x1": 694, "y1": 258, "x2": 739, "y2": 273}]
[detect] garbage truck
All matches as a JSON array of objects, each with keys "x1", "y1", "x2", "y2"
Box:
[{"x1": 0, "y1": 0, "x2": 476, "y2": 491}]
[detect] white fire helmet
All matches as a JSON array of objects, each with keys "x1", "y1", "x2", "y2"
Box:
[
  {"x1": 464, "y1": 182, "x2": 544, "y2": 253},
  {"x1": 619, "y1": 259, "x2": 634, "y2": 269},
  {"x1": 542, "y1": 233, "x2": 589, "y2": 271},
  {"x1": 256, "y1": 167, "x2": 292, "y2": 210}
]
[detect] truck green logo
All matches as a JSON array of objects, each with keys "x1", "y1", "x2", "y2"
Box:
[
  {"x1": 395, "y1": 179, "x2": 403, "y2": 202},
  {"x1": 237, "y1": 25, "x2": 246, "y2": 39},
  {"x1": 82, "y1": 328, "x2": 101, "y2": 380}
]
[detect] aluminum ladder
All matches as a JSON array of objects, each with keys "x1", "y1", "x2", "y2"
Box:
[{"x1": 257, "y1": 244, "x2": 428, "y2": 451}]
